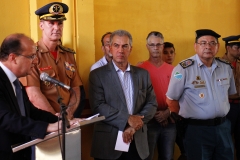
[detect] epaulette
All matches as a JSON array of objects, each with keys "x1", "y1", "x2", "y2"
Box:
[
  {"x1": 59, "y1": 45, "x2": 75, "y2": 54},
  {"x1": 179, "y1": 59, "x2": 194, "y2": 69},
  {"x1": 215, "y1": 57, "x2": 233, "y2": 69}
]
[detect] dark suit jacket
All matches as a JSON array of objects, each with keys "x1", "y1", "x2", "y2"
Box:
[
  {"x1": 0, "y1": 67, "x2": 58, "y2": 160},
  {"x1": 89, "y1": 62, "x2": 157, "y2": 159}
]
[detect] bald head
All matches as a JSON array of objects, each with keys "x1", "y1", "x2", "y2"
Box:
[{"x1": 0, "y1": 33, "x2": 34, "y2": 61}]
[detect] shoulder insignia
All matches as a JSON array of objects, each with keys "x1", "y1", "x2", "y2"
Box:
[
  {"x1": 215, "y1": 57, "x2": 233, "y2": 69},
  {"x1": 179, "y1": 59, "x2": 194, "y2": 69},
  {"x1": 59, "y1": 45, "x2": 75, "y2": 54}
]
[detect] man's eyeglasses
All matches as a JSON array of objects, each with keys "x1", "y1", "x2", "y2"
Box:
[
  {"x1": 148, "y1": 43, "x2": 163, "y2": 48},
  {"x1": 196, "y1": 41, "x2": 218, "y2": 47},
  {"x1": 15, "y1": 53, "x2": 37, "y2": 60}
]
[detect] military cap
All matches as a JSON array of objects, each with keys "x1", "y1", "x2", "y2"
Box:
[
  {"x1": 222, "y1": 35, "x2": 240, "y2": 45},
  {"x1": 35, "y1": 2, "x2": 68, "y2": 21},
  {"x1": 195, "y1": 29, "x2": 221, "y2": 40}
]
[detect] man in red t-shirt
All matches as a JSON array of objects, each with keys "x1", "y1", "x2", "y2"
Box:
[{"x1": 138, "y1": 31, "x2": 175, "y2": 160}]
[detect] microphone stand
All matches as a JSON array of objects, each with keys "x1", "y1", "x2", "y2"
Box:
[{"x1": 55, "y1": 84, "x2": 70, "y2": 160}]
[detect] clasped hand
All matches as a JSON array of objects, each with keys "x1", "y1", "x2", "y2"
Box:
[
  {"x1": 122, "y1": 126, "x2": 136, "y2": 143},
  {"x1": 128, "y1": 115, "x2": 144, "y2": 131},
  {"x1": 154, "y1": 108, "x2": 170, "y2": 125}
]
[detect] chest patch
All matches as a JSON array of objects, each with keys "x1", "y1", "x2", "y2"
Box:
[{"x1": 65, "y1": 62, "x2": 75, "y2": 72}]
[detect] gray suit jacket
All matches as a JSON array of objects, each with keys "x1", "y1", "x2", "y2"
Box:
[{"x1": 89, "y1": 62, "x2": 157, "y2": 159}]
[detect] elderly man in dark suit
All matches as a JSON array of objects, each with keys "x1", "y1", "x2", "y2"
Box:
[
  {"x1": 89, "y1": 30, "x2": 157, "y2": 160},
  {"x1": 0, "y1": 33, "x2": 78, "y2": 160}
]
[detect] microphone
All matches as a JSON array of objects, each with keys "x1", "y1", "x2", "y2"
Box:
[{"x1": 40, "y1": 72, "x2": 71, "y2": 90}]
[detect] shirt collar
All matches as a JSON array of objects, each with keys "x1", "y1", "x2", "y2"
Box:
[
  {"x1": 0, "y1": 62, "x2": 17, "y2": 83},
  {"x1": 102, "y1": 56, "x2": 108, "y2": 64},
  {"x1": 195, "y1": 54, "x2": 218, "y2": 69},
  {"x1": 112, "y1": 61, "x2": 131, "y2": 72}
]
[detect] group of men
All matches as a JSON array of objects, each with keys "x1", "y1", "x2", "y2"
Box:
[
  {"x1": 0, "y1": 1, "x2": 239, "y2": 160},
  {"x1": 90, "y1": 31, "x2": 240, "y2": 160}
]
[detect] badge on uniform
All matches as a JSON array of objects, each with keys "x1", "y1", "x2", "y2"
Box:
[
  {"x1": 65, "y1": 61, "x2": 75, "y2": 72},
  {"x1": 44, "y1": 81, "x2": 51, "y2": 87},
  {"x1": 192, "y1": 76, "x2": 206, "y2": 88},
  {"x1": 179, "y1": 59, "x2": 194, "y2": 69},
  {"x1": 199, "y1": 93, "x2": 204, "y2": 98},
  {"x1": 39, "y1": 66, "x2": 53, "y2": 71},
  {"x1": 174, "y1": 72, "x2": 182, "y2": 80},
  {"x1": 216, "y1": 78, "x2": 228, "y2": 85}
]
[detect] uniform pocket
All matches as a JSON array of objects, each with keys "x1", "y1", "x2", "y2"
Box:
[{"x1": 41, "y1": 70, "x2": 56, "y2": 89}]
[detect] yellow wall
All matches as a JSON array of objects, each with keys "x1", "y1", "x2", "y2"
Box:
[
  {"x1": 0, "y1": 0, "x2": 31, "y2": 40},
  {"x1": 94, "y1": 0, "x2": 240, "y2": 66}
]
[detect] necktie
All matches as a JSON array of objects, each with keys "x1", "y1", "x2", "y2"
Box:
[{"x1": 13, "y1": 79, "x2": 25, "y2": 116}]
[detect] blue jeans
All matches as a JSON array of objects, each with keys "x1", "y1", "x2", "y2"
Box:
[
  {"x1": 146, "y1": 121, "x2": 176, "y2": 160},
  {"x1": 184, "y1": 119, "x2": 234, "y2": 160}
]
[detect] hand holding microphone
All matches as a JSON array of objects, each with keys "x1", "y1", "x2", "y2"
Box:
[{"x1": 40, "y1": 72, "x2": 71, "y2": 90}]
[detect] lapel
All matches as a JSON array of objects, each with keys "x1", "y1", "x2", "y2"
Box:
[
  {"x1": 0, "y1": 67, "x2": 22, "y2": 114},
  {"x1": 106, "y1": 62, "x2": 127, "y2": 107},
  {"x1": 130, "y1": 66, "x2": 139, "y2": 113}
]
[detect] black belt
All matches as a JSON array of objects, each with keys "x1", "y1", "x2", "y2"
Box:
[{"x1": 185, "y1": 116, "x2": 226, "y2": 126}]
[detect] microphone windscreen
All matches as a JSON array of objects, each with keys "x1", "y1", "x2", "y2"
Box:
[{"x1": 40, "y1": 72, "x2": 49, "y2": 81}]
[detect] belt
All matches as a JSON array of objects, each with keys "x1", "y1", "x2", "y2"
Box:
[
  {"x1": 185, "y1": 116, "x2": 226, "y2": 126},
  {"x1": 229, "y1": 99, "x2": 240, "y2": 103}
]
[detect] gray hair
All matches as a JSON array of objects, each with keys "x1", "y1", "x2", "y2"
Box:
[
  {"x1": 110, "y1": 30, "x2": 133, "y2": 46},
  {"x1": 146, "y1": 31, "x2": 164, "y2": 43}
]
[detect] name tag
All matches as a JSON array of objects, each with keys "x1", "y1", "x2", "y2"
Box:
[{"x1": 216, "y1": 78, "x2": 229, "y2": 85}]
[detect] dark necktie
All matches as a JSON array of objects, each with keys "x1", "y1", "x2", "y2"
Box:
[{"x1": 13, "y1": 79, "x2": 25, "y2": 116}]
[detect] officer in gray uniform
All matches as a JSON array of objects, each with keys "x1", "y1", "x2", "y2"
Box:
[
  {"x1": 166, "y1": 29, "x2": 236, "y2": 160},
  {"x1": 222, "y1": 35, "x2": 240, "y2": 160}
]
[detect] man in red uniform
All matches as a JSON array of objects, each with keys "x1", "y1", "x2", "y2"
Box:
[
  {"x1": 222, "y1": 35, "x2": 240, "y2": 160},
  {"x1": 20, "y1": 2, "x2": 83, "y2": 119}
]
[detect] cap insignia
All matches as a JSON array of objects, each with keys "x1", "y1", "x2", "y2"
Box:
[{"x1": 49, "y1": 4, "x2": 63, "y2": 14}]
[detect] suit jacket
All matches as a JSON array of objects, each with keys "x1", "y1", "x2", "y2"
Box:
[
  {"x1": 0, "y1": 67, "x2": 58, "y2": 160},
  {"x1": 89, "y1": 62, "x2": 157, "y2": 159}
]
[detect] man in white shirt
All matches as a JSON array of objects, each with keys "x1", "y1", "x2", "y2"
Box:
[{"x1": 90, "y1": 32, "x2": 112, "y2": 71}]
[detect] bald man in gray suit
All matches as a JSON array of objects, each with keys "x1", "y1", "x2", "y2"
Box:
[{"x1": 89, "y1": 30, "x2": 157, "y2": 160}]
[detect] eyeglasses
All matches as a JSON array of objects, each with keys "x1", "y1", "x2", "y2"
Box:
[
  {"x1": 196, "y1": 41, "x2": 218, "y2": 47},
  {"x1": 15, "y1": 53, "x2": 37, "y2": 60},
  {"x1": 148, "y1": 43, "x2": 163, "y2": 48}
]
